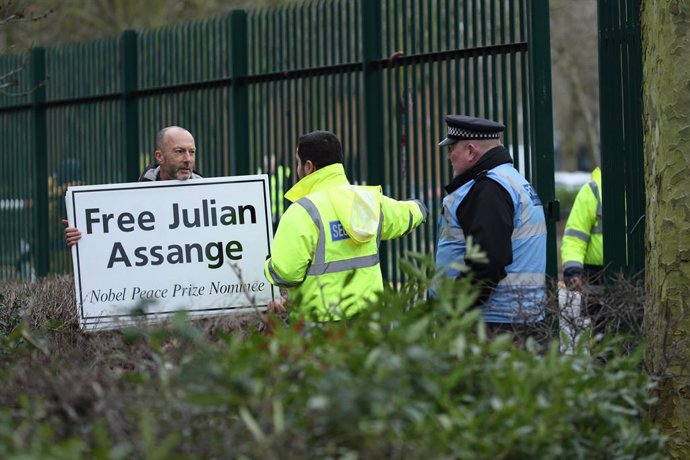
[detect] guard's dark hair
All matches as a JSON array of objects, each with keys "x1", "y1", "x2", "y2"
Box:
[{"x1": 297, "y1": 130, "x2": 342, "y2": 169}]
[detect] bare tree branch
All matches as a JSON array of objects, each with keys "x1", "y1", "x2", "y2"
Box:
[
  {"x1": 0, "y1": 1, "x2": 51, "y2": 27},
  {"x1": 0, "y1": 1, "x2": 51, "y2": 98},
  {"x1": 0, "y1": 47, "x2": 40, "y2": 97}
]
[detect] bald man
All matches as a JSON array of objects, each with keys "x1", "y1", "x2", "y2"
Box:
[
  {"x1": 139, "y1": 126, "x2": 202, "y2": 181},
  {"x1": 63, "y1": 126, "x2": 202, "y2": 246}
]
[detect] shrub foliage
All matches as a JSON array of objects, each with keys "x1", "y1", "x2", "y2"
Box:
[{"x1": 0, "y1": 256, "x2": 664, "y2": 459}]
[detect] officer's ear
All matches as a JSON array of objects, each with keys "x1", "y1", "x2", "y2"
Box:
[
  {"x1": 304, "y1": 160, "x2": 316, "y2": 175},
  {"x1": 467, "y1": 142, "x2": 479, "y2": 162}
]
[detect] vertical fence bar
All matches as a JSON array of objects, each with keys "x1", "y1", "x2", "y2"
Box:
[
  {"x1": 500, "y1": 0, "x2": 509, "y2": 150},
  {"x1": 420, "y1": 1, "x2": 430, "y2": 254},
  {"x1": 389, "y1": 0, "x2": 402, "y2": 282},
  {"x1": 362, "y1": 0, "x2": 384, "y2": 187},
  {"x1": 345, "y1": 1, "x2": 354, "y2": 177},
  {"x1": 509, "y1": 0, "x2": 519, "y2": 164},
  {"x1": 481, "y1": 0, "x2": 489, "y2": 116},
  {"x1": 598, "y1": 0, "x2": 626, "y2": 275},
  {"x1": 472, "y1": 0, "x2": 479, "y2": 115},
  {"x1": 625, "y1": 0, "x2": 644, "y2": 277},
  {"x1": 230, "y1": 10, "x2": 249, "y2": 175},
  {"x1": 31, "y1": 47, "x2": 49, "y2": 278},
  {"x1": 490, "y1": 0, "x2": 498, "y2": 120},
  {"x1": 519, "y1": 0, "x2": 530, "y2": 177},
  {"x1": 462, "y1": 1, "x2": 470, "y2": 115},
  {"x1": 361, "y1": 0, "x2": 387, "y2": 274},
  {"x1": 410, "y1": 0, "x2": 421, "y2": 254},
  {"x1": 527, "y1": 0, "x2": 557, "y2": 280},
  {"x1": 121, "y1": 30, "x2": 140, "y2": 182}
]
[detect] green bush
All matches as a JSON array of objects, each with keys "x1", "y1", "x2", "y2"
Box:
[{"x1": 0, "y1": 258, "x2": 665, "y2": 459}]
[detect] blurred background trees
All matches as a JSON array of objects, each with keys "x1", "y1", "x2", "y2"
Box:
[
  {"x1": 0, "y1": 0, "x2": 288, "y2": 50},
  {"x1": 550, "y1": 0, "x2": 599, "y2": 172}
]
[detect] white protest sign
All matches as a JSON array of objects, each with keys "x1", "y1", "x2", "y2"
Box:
[{"x1": 66, "y1": 175, "x2": 275, "y2": 330}]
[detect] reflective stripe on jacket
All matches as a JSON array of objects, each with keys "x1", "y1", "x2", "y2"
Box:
[
  {"x1": 435, "y1": 163, "x2": 547, "y2": 323},
  {"x1": 561, "y1": 167, "x2": 603, "y2": 276},
  {"x1": 264, "y1": 163, "x2": 427, "y2": 320}
]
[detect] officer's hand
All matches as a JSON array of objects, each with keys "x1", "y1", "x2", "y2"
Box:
[
  {"x1": 566, "y1": 275, "x2": 585, "y2": 292},
  {"x1": 267, "y1": 289, "x2": 288, "y2": 314},
  {"x1": 62, "y1": 219, "x2": 82, "y2": 247}
]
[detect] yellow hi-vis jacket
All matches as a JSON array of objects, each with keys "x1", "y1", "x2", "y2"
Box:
[
  {"x1": 264, "y1": 163, "x2": 427, "y2": 320},
  {"x1": 561, "y1": 167, "x2": 603, "y2": 279}
]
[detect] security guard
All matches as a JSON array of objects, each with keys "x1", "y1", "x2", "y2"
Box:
[
  {"x1": 561, "y1": 167, "x2": 603, "y2": 290},
  {"x1": 264, "y1": 130, "x2": 427, "y2": 320},
  {"x1": 434, "y1": 115, "x2": 547, "y2": 331}
]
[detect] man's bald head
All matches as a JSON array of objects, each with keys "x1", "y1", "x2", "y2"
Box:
[{"x1": 154, "y1": 126, "x2": 197, "y2": 181}]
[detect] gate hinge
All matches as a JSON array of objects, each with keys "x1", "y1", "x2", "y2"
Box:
[{"x1": 546, "y1": 199, "x2": 560, "y2": 222}]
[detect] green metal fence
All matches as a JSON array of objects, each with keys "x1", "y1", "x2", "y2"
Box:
[
  {"x1": 0, "y1": 0, "x2": 556, "y2": 284},
  {"x1": 598, "y1": 0, "x2": 645, "y2": 278}
]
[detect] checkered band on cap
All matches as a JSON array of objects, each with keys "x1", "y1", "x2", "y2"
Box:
[{"x1": 447, "y1": 125, "x2": 500, "y2": 139}]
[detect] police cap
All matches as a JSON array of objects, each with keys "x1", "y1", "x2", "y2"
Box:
[{"x1": 438, "y1": 115, "x2": 505, "y2": 147}]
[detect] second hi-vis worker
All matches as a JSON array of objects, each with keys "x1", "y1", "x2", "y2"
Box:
[
  {"x1": 264, "y1": 130, "x2": 427, "y2": 320},
  {"x1": 257, "y1": 154, "x2": 291, "y2": 219},
  {"x1": 561, "y1": 167, "x2": 603, "y2": 290}
]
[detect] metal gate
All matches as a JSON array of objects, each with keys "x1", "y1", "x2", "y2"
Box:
[
  {"x1": 598, "y1": 0, "x2": 645, "y2": 277},
  {"x1": 0, "y1": 0, "x2": 556, "y2": 283}
]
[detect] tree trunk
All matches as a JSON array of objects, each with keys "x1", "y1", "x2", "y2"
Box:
[{"x1": 642, "y1": 1, "x2": 690, "y2": 457}]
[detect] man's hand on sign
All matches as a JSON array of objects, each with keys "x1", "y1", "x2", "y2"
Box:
[{"x1": 62, "y1": 219, "x2": 82, "y2": 247}]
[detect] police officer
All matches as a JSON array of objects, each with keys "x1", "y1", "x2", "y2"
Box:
[
  {"x1": 434, "y1": 115, "x2": 547, "y2": 336},
  {"x1": 264, "y1": 130, "x2": 427, "y2": 320}
]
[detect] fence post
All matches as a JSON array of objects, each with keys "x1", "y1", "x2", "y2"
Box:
[
  {"x1": 597, "y1": 0, "x2": 624, "y2": 275},
  {"x1": 121, "y1": 30, "x2": 140, "y2": 182},
  {"x1": 362, "y1": 0, "x2": 389, "y2": 276},
  {"x1": 528, "y1": 0, "x2": 558, "y2": 280},
  {"x1": 622, "y1": 0, "x2": 644, "y2": 278},
  {"x1": 31, "y1": 47, "x2": 48, "y2": 277},
  {"x1": 230, "y1": 10, "x2": 249, "y2": 176},
  {"x1": 362, "y1": 0, "x2": 385, "y2": 186}
]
